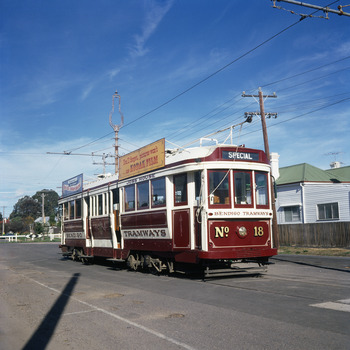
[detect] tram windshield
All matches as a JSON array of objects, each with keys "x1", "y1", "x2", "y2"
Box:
[
  {"x1": 234, "y1": 172, "x2": 252, "y2": 205},
  {"x1": 209, "y1": 170, "x2": 230, "y2": 205},
  {"x1": 208, "y1": 170, "x2": 269, "y2": 208}
]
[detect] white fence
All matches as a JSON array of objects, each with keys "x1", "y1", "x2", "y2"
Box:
[{"x1": 0, "y1": 233, "x2": 61, "y2": 242}]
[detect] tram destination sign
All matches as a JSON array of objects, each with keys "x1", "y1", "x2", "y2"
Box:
[
  {"x1": 62, "y1": 173, "x2": 83, "y2": 197},
  {"x1": 119, "y1": 138, "x2": 165, "y2": 180},
  {"x1": 222, "y1": 150, "x2": 259, "y2": 161}
]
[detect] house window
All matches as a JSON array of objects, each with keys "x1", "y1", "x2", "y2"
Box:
[
  {"x1": 318, "y1": 202, "x2": 339, "y2": 220},
  {"x1": 284, "y1": 206, "x2": 300, "y2": 222}
]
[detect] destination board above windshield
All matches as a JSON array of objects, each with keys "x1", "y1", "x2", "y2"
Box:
[{"x1": 222, "y1": 150, "x2": 260, "y2": 161}]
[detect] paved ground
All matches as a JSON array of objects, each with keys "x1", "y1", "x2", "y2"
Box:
[{"x1": 0, "y1": 243, "x2": 349, "y2": 350}]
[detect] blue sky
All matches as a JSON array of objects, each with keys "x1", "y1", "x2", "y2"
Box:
[{"x1": 1, "y1": 0, "x2": 349, "y2": 215}]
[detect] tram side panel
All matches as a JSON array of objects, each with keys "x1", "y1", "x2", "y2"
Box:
[
  {"x1": 121, "y1": 209, "x2": 173, "y2": 258},
  {"x1": 61, "y1": 219, "x2": 85, "y2": 253},
  {"x1": 89, "y1": 216, "x2": 114, "y2": 257}
]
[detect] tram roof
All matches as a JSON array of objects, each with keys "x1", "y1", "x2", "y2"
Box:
[{"x1": 165, "y1": 144, "x2": 224, "y2": 164}]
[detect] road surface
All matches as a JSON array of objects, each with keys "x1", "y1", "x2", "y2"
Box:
[{"x1": 0, "y1": 243, "x2": 349, "y2": 349}]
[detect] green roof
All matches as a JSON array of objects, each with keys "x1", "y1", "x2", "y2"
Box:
[
  {"x1": 325, "y1": 166, "x2": 350, "y2": 182},
  {"x1": 276, "y1": 163, "x2": 348, "y2": 185}
]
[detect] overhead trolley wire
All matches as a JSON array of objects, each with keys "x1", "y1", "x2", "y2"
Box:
[
  {"x1": 61, "y1": 2, "x2": 340, "y2": 154},
  {"x1": 240, "y1": 97, "x2": 350, "y2": 138},
  {"x1": 261, "y1": 55, "x2": 350, "y2": 89},
  {"x1": 122, "y1": 18, "x2": 306, "y2": 130}
]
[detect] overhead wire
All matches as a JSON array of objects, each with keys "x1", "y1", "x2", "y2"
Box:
[
  {"x1": 58, "y1": 1, "x2": 344, "y2": 155},
  {"x1": 240, "y1": 97, "x2": 350, "y2": 138}
]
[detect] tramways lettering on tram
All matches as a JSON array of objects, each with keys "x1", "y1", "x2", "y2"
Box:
[{"x1": 122, "y1": 228, "x2": 169, "y2": 238}]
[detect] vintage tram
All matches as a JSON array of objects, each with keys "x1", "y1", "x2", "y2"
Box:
[{"x1": 59, "y1": 138, "x2": 278, "y2": 276}]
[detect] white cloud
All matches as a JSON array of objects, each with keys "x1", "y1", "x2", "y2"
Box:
[{"x1": 128, "y1": 0, "x2": 173, "y2": 59}]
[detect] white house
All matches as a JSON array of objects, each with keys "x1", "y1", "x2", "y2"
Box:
[{"x1": 275, "y1": 163, "x2": 350, "y2": 224}]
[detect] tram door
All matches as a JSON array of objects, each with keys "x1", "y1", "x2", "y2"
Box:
[
  {"x1": 112, "y1": 188, "x2": 122, "y2": 249},
  {"x1": 172, "y1": 172, "x2": 201, "y2": 249}
]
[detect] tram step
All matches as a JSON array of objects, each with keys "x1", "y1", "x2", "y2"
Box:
[
  {"x1": 106, "y1": 258, "x2": 125, "y2": 263},
  {"x1": 204, "y1": 266, "x2": 267, "y2": 278},
  {"x1": 62, "y1": 252, "x2": 72, "y2": 257},
  {"x1": 80, "y1": 255, "x2": 94, "y2": 259}
]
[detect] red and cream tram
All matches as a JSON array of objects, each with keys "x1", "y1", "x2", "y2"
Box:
[{"x1": 59, "y1": 138, "x2": 278, "y2": 275}]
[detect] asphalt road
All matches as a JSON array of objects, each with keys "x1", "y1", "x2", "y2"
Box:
[{"x1": 0, "y1": 243, "x2": 349, "y2": 350}]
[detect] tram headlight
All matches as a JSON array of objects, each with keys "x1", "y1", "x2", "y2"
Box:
[{"x1": 237, "y1": 226, "x2": 247, "y2": 238}]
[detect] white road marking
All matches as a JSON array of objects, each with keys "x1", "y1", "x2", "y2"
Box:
[
  {"x1": 63, "y1": 310, "x2": 96, "y2": 316},
  {"x1": 310, "y1": 299, "x2": 350, "y2": 312},
  {"x1": 29, "y1": 277, "x2": 196, "y2": 350}
]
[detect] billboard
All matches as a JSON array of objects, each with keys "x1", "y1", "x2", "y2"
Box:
[
  {"x1": 119, "y1": 139, "x2": 165, "y2": 180},
  {"x1": 62, "y1": 174, "x2": 83, "y2": 197}
]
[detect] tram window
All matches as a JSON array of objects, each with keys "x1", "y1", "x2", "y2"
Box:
[
  {"x1": 174, "y1": 173, "x2": 187, "y2": 205},
  {"x1": 194, "y1": 171, "x2": 201, "y2": 201},
  {"x1": 69, "y1": 201, "x2": 75, "y2": 219},
  {"x1": 112, "y1": 188, "x2": 119, "y2": 204},
  {"x1": 137, "y1": 181, "x2": 149, "y2": 209},
  {"x1": 124, "y1": 185, "x2": 135, "y2": 211},
  {"x1": 105, "y1": 193, "x2": 108, "y2": 214},
  {"x1": 234, "y1": 172, "x2": 252, "y2": 206},
  {"x1": 63, "y1": 203, "x2": 69, "y2": 220},
  {"x1": 151, "y1": 177, "x2": 166, "y2": 207},
  {"x1": 255, "y1": 172, "x2": 268, "y2": 206},
  {"x1": 98, "y1": 194, "x2": 103, "y2": 215},
  {"x1": 208, "y1": 171, "x2": 230, "y2": 206},
  {"x1": 76, "y1": 199, "x2": 82, "y2": 218}
]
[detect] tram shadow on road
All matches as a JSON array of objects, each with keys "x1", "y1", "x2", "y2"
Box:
[
  {"x1": 22, "y1": 273, "x2": 80, "y2": 350},
  {"x1": 271, "y1": 256, "x2": 350, "y2": 273}
]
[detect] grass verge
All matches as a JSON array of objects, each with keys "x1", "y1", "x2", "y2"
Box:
[{"x1": 278, "y1": 246, "x2": 350, "y2": 257}]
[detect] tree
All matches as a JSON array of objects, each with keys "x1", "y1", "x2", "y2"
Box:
[
  {"x1": 8, "y1": 216, "x2": 26, "y2": 233},
  {"x1": 32, "y1": 190, "x2": 59, "y2": 218},
  {"x1": 34, "y1": 222, "x2": 44, "y2": 235},
  {"x1": 10, "y1": 196, "x2": 41, "y2": 219}
]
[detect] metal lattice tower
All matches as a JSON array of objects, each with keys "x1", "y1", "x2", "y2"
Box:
[{"x1": 109, "y1": 90, "x2": 124, "y2": 175}]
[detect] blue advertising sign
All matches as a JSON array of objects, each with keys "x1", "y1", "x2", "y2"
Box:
[{"x1": 62, "y1": 174, "x2": 83, "y2": 197}]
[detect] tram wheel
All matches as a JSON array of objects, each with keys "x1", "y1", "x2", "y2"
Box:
[{"x1": 127, "y1": 254, "x2": 138, "y2": 271}]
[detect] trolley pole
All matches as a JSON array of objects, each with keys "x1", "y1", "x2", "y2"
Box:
[{"x1": 242, "y1": 88, "x2": 279, "y2": 248}]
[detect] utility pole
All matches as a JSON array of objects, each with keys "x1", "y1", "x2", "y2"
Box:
[
  {"x1": 109, "y1": 90, "x2": 124, "y2": 175},
  {"x1": 92, "y1": 153, "x2": 115, "y2": 174},
  {"x1": 242, "y1": 87, "x2": 279, "y2": 248},
  {"x1": 41, "y1": 193, "x2": 46, "y2": 225}
]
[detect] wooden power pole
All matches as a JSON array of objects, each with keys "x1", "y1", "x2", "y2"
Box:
[{"x1": 242, "y1": 88, "x2": 279, "y2": 248}]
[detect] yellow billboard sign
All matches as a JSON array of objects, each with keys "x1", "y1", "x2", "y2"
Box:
[{"x1": 119, "y1": 138, "x2": 165, "y2": 180}]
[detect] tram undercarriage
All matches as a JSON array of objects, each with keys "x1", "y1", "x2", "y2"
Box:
[{"x1": 61, "y1": 245, "x2": 272, "y2": 278}]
